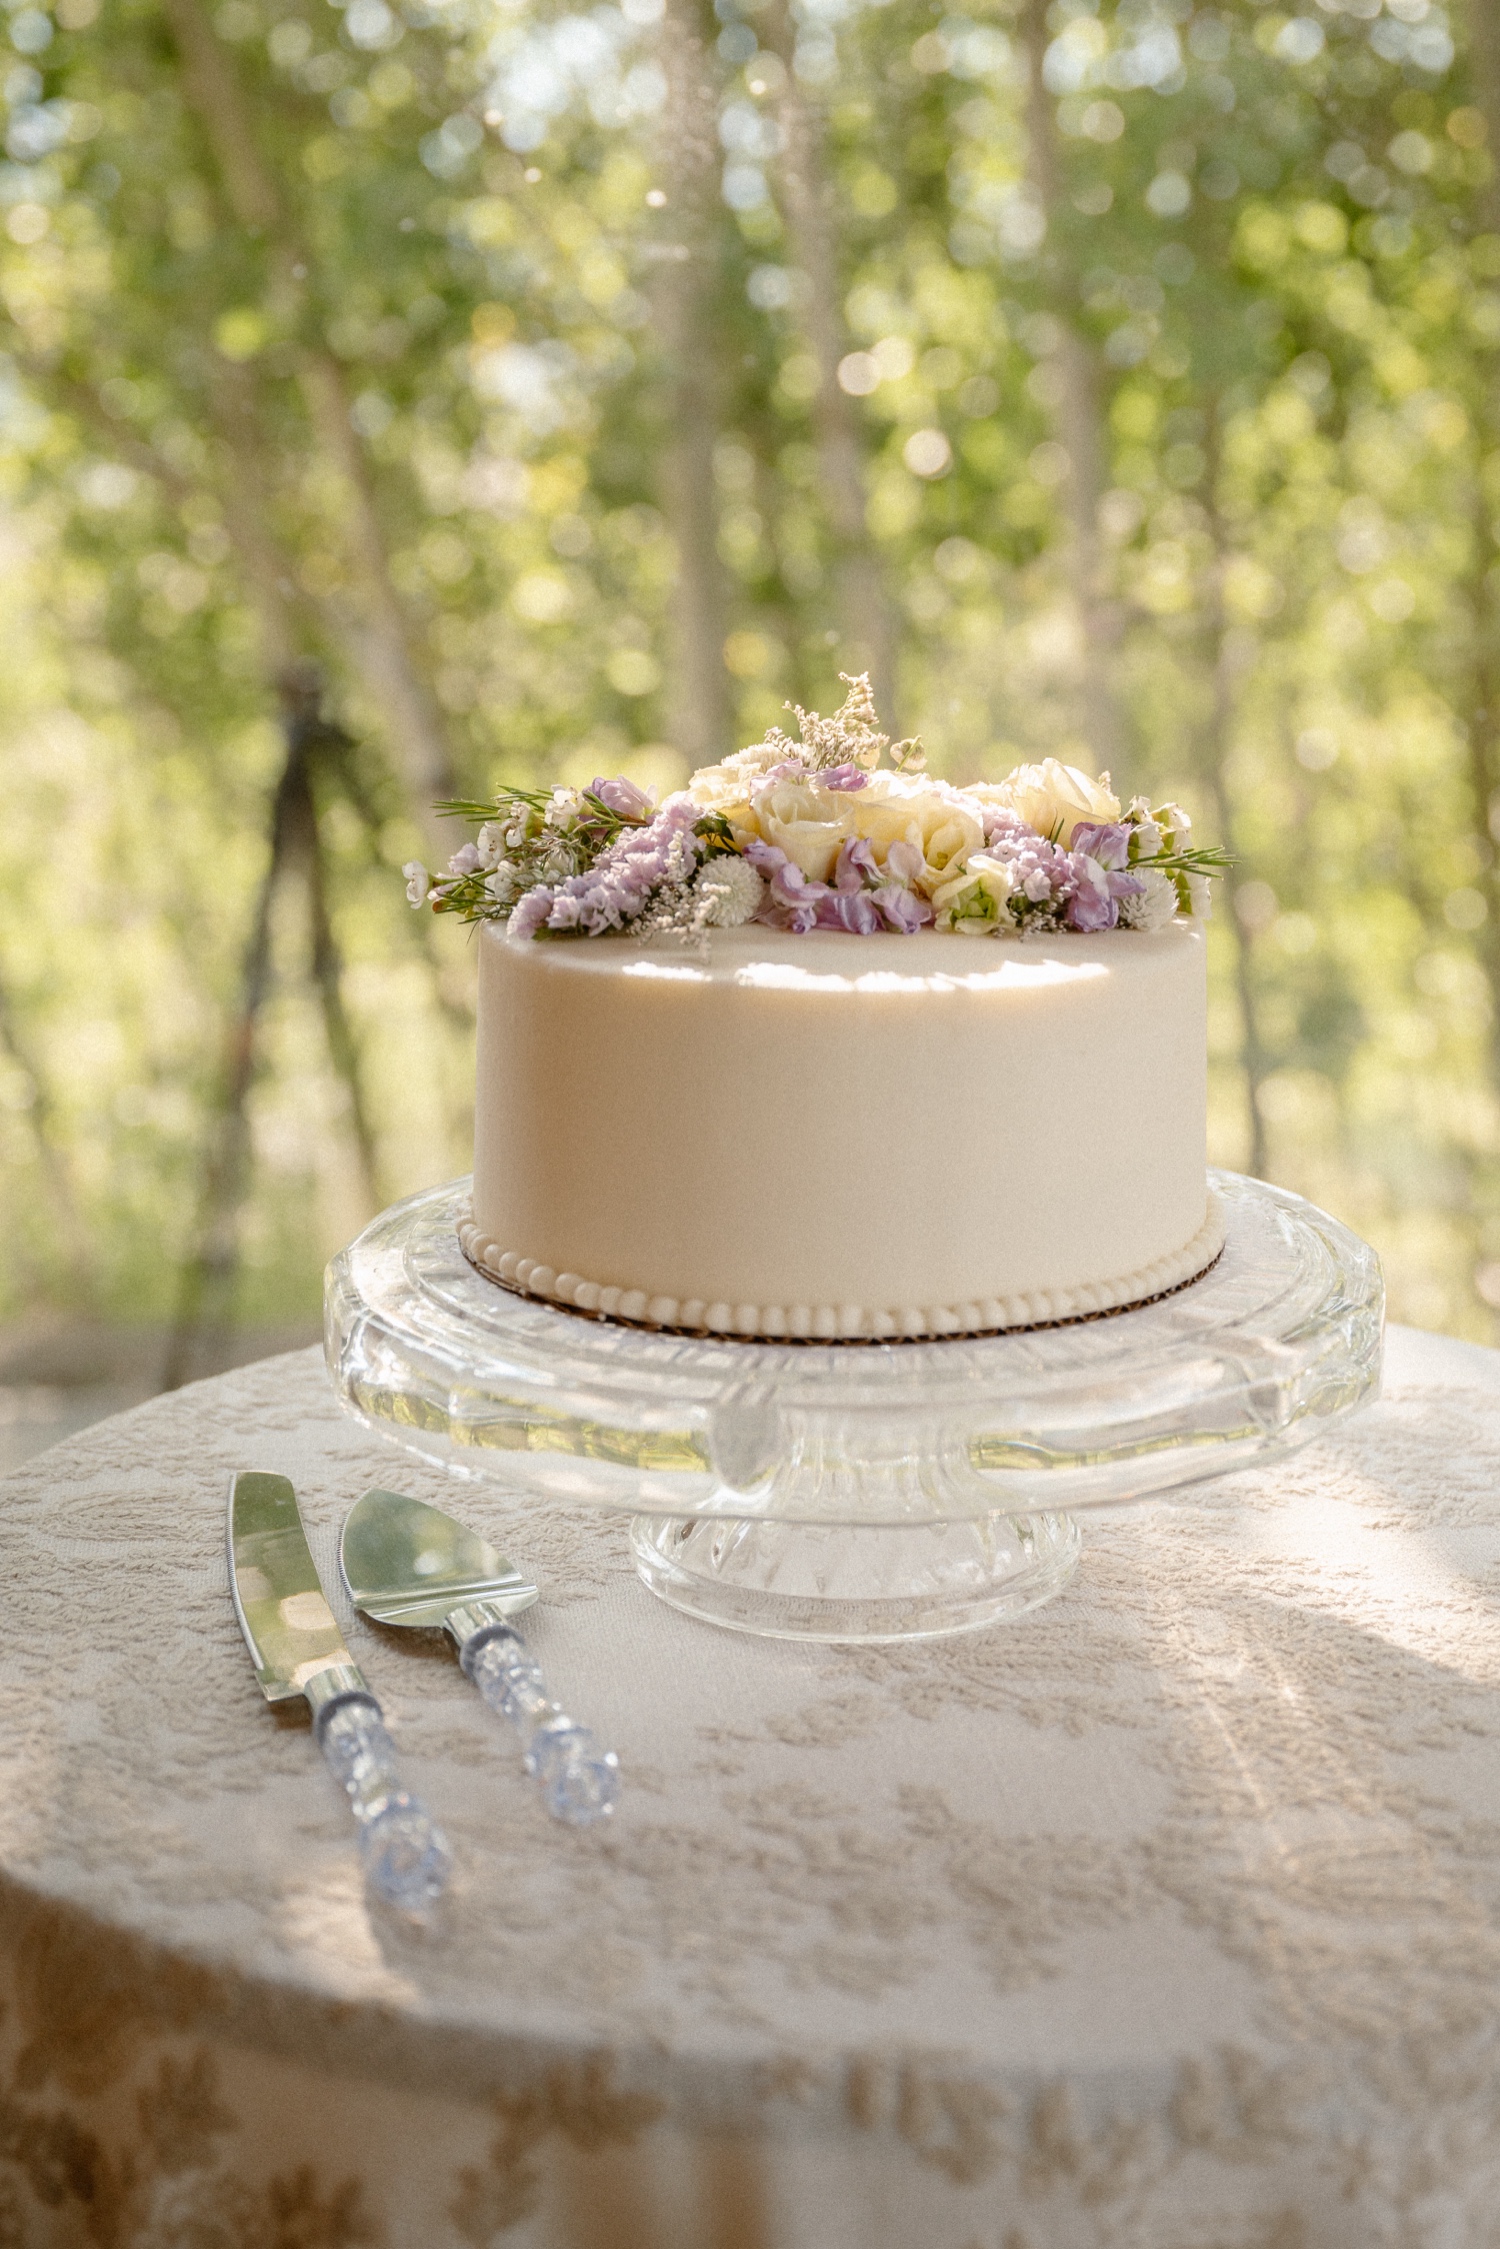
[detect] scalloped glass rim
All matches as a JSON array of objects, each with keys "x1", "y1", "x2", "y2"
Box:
[{"x1": 324, "y1": 1170, "x2": 1383, "y2": 1526}]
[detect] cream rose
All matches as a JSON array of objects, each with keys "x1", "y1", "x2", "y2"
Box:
[
  {"x1": 756, "y1": 778, "x2": 859, "y2": 881},
  {"x1": 745, "y1": 773, "x2": 986, "y2": 890},
  {"x1": 864, "y1": 776, "x2": 985, "y2": 887},
  {"x1": 685, "y1": 742, "x2": 795, "y2": 822},
  {"x1": 980, "y1": 758, "x2": 1120, "y2": 846}
]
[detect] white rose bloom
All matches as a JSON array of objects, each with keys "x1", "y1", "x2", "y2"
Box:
[
  {"x1": 1119, "y1": 867, "x2": 1179, "y2": 933},
  {"x1": 983, "y1": 758, "x2": 1120, "y2": 846}
]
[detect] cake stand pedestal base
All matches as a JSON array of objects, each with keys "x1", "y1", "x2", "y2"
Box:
[{"x1": 629, "y1": 1511, "x2": 1081, "y2": 1642}]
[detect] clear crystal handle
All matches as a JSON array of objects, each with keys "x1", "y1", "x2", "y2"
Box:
[
  {"x1": 316, "y1": 1695, "x2": 453, "y2": 1911},
  {"x1": 459, "y1": 1625, "x2": 621, "y2": 1826}
]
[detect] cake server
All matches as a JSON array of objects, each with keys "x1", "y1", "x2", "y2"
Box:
[
  {"x1": 340, "y1": 1488, "x2": 621, "y2": 1827},
  {"x1": 227, "y1": 1470, "x2": 452, "y2": 1912}
]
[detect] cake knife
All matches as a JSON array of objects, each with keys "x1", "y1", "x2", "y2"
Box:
[
  {"x1": 227, "y1": 1470, "x2": 452, "y2": 1913},
  {"x1": 339, "y1": 1488, "x2": 621, "y2": 1827}
]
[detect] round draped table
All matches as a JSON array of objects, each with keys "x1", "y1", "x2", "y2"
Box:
[{"x1": 3, "y1": 1329, "x2": 1500, "y2": 2249}]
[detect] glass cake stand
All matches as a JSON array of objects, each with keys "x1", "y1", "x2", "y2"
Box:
[{"x1": 324, "y1": 1170, "x2": 1382, "y2": 1643}]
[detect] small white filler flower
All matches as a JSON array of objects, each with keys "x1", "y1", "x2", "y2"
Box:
[
  {"x1": 402, "y1": 860, "x2": 430, "y2": 907},
  {"x1": 692, "y1": 856, "x2": 764, "y2": 928},
  {"x1": 1119, "y1": 866, "x2": 1179, "y2": 933}
]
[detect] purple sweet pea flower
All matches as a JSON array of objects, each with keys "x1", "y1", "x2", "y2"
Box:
[
  {"x1": 588, "y1": 775, "x2": 655, "y2": 822},
  {"x1": 741, "y1": 841, "x2": 833, "y2": 930},
  {"x1": 885, "y1": 839, "x2": 926, "y2": 887},
  {"x1": 1064, "y1": 886, "x2": 1116, "y2": 932},
  {"x1": 1069, "y1": 820, "x2": 1132, "y2": 870},
  {"x1": 754, "y1": 758, "x2": 808, "y2": 792},
  {"x1": 833, "y1": 836, "x2": 881, "y2": 891},
  {"x1": 744, "y1": 839, "x2": 828, "y2": 909},
  {"x1": 875, "y1": 884, "x2": 933, "y2": 932},
  {"x1": 1062, "y1": 854, "x2": 1118, "y2": 930},
  {"x1": 821, "y1": 762, "x2": 869, "y2": 792},
  {"x1": 816, "y1": 888, "x2": 883, "y2": 934}
]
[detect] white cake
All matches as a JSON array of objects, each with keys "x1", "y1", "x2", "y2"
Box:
[{"x1": 461, "y1": 919, "x2": 1222, "y2": 1340}]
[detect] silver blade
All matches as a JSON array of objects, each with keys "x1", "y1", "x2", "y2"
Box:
[
  {"x1": 340, "y1": 1489, "x2": 539, "y2": 1630},
  {"x1": 228, "y1": 1470, "x2": 358, "y2": 1704}
]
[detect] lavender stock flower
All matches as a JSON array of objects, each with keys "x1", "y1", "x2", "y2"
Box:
[
  {"x1": 508, "y1": 887, "x2": 553, "y2": 940},
  {"x1": 821, "y1": 763, "x2": 869, "y2": 793},
  {"x1": 507, "y1": 798, "x2": 701, "y2": 938}
]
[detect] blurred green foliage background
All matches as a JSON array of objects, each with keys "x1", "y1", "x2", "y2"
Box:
[{"x1": 1, "y1": 0, "x2": 1497, "y2": 1373}]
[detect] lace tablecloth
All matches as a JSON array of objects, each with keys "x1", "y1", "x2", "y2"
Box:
[{"x1": 3, "y1": 1328, "x2": 1499, "y2": 2248}]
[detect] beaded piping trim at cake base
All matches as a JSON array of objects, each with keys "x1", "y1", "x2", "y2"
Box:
[{"x1": 456, "y1": 1192, "x2": 1228, "y2": 1345}]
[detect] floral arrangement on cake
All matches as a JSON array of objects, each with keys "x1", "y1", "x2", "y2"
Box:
[{"x1": 404, "y1": 676, "x2": 1228, "y2": 940}]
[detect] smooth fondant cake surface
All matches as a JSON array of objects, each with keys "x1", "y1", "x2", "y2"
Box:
[{"x1": 465, "y1": 919, "x2": 1217, "y2": 1339}]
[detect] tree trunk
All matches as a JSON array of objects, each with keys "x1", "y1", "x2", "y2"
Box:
[
  {"x1": 161, "y1": 729, "x2": 299, "y2": 1390},
  {"x1": 1019, "y1": 0, "x2": 1126, "y2": 786},
  {"x1": 653, "y1": 0, "x2": 734, "y2": 766},
  {"x1": 306, "y1": 794, "x2": 383, "y2": 1214},
  {"x1": 762, "y1": 2, "x2": 900, "y2": 726},
  {"x1": 162, "y1": 674, "x2": 382, "y2": 1387},
  {"x1": 0, "y1": 974, "x2": 89, "y2": 1284}
]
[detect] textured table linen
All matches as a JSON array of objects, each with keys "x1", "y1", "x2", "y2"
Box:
[{"x1": 2, "y1": 1328, "x2": 1499, "y2": 2249}]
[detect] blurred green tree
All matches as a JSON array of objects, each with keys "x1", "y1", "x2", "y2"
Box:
[{"x1": 2, "y1": 0, "x2": 1499, "y2": 1348}]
